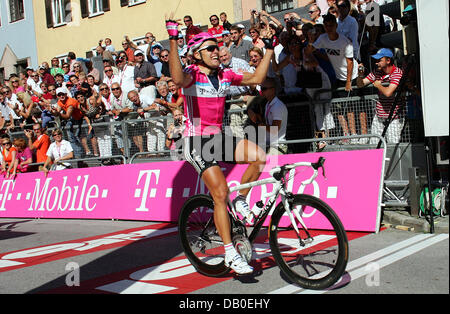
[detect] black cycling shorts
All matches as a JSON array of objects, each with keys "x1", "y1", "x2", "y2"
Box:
[{"x1": 180, "y1": 133, "x2": 244, "y2": 177}]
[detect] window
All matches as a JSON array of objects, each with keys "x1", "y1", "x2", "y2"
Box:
[
  {"x1": 80, "y1": 0, "x2": 109, "y2": 18},
  {"x1": 51, "y1": 0, "x2": 72, "y2": 26},
  {"x1": 88, "y1": 0, "x2": 103, "y2": 16},
  {"x1": 261, "y1": 0, "x2": 293, "y2": 14},
  {"x1": 9, "y1": 0, "x2": 25, "y2": 22},
  {"x1": 120, "y1": 0, "x2": 146, "y2": 7}
]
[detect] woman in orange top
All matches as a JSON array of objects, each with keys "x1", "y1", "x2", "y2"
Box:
[{"x1": 1, "y1": 137, "x2": 18, "y2": 179}]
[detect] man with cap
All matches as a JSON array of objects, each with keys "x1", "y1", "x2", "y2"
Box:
[
  {"x1": 357, "y1": 48, "x2": 404, "y2": 144},
  {"x1": 52, "y1": 87, "x2": 86, "y2": 158},
  {"x1": 133, "y1": 49, "x2": 158, "y2": 96}
]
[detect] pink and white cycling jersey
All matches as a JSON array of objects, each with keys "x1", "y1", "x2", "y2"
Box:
[{"x1": 182, "y1": 64, "x2": 243, "y2": 136}]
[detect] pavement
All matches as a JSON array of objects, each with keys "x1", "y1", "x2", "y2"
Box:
[{"x1": 382, "y1": 209, "x2": 449, "y2": 234}]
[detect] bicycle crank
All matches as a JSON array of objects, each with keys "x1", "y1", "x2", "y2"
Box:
[{"x1": 232, "y1": 234, "x2": 253, "y2": 264}]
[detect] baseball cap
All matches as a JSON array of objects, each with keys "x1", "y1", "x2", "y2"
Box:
[
  {"x1": 56, "y1": 87, "x2": 67, "y2": 95},
  {"x1": 236, "y1": 24, "x2": 245, "y2": 29},
  {"x1": 371, "y1": 48, "x2": 393, "y2": 59},
  {"x1": 222, "y1": 30, "x2": 230, "y2": 36},
  {"x1": 134, "y1": 49, "x2": 144, "y2": 56}
]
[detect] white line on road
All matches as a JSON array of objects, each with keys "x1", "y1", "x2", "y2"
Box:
[{"x1": 268, "y1": 233, "x2": 448, "y2": 294}]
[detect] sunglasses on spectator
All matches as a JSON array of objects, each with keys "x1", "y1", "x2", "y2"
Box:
[
  {"x1": 184, "y1": 19, "x2": 191, "y2": 23},
  {"x1": 52, "y1": 133, "x2": 62, "y2": 137},
  {"x1": 1, "y1": 142, "x2": 12, "y2": 146},
  {"x1": 161, "y1": 54, "x2": 169, "y2": 58},
  {"x1": 309, "y1": 10, "x2": 317, "y2": 14},
  {"x1": 99, "y1": 87, "x2": 109, "y2": 91},
  {"x1": 111, "y1": 87, "x2": 121, "y2": 91},
  {"x1": 57, "y1": 93, "x2": 66, "y2": 97},
  {"x1": 105, "y1": 69, "x2": 113, "y2": 72},
  {"x1": 197, "y1": 45, "x2": 219, "y2": 53}
]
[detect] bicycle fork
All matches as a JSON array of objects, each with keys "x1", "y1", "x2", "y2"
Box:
[{"x1": 281, "y1": 191, "x2": 314, "y2": 247}]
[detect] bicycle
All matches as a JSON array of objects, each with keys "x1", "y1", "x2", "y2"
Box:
[{"x1": 178, "y1": 157, "x2": 349, "y2": 290}]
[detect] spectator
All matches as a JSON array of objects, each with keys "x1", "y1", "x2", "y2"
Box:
[
  {"x1": 337, "y1": 0, "x2": 360, "y2": 61},
  {"x1": 167, "y1": 80, "x2": 184, "y2": 111},
  {"x1": 115, "y1": 51, "x2": 136, "y2": 96},
  {"x1": 61, "y1": 63, "x2": 72, "y2": 82},
  {"x1": 38, "y1": 65, "x2": 56, "y2": 86},
  {"x1": 208, "y1": 15, "x2": 225, "y2": 46},
  {"x1": 160, "y1": 49, "x2": 171, "y2": 78},
  {"x1": 134, "y1": 50, "x2": 158, "y2": 98},
  {"x1": 97, "y1": 83, "x2": 114, "y2": 159},
  {"x1": 53, "y1": 88, "x2": 85, "y2": 158},
  {"x1": 183, "y1": 15, "x2": 202, "y2": 43},
  {"x1": 100, "y1": 37, "x2": 115, "y2": 54},
  {"x1": 24, "y1": 122, "x2": 50, "y2": 167},
  {"x1": 271, "y1": 38, "x2": 303, "y2": 95},
  {"x1": 1, "y1": 135, "x2": 17, "y2": 179},
  {"x1": 303, "y1": 4, "x2": 323, "y2": 25},
  {"x1": 87, "y1": 74, "x2": 99, "y2": 95},
  {"x1": 76, "y1": 92, "x2": 100, "y2": 157},
  {"x1": 96, "y1": 45, "x2": 114, "y2": 63},
  {"x1": 0, "y1": 92, "x2": 15, "y2": 132},
  {"x1": 137, "y1": 32, "x2": 156, "y2": 62},
  {"x1": 67, "y1": 51, "x2": 77, "y2": 72},
  {"x1": 103, "y1": 59, "x2": 118, "y2": 75},
  {"x1": 127, "y1": 90, "x2": 155, "y2": 154},
  {"x1": 110, "y1": 82, "x2": 134, "y2": 154},
  {"x1": 13, "y1": 138, "x2": 33, "y2": 173},
  {"x1": 249, "y1": 27, "x2": 265, "y2": 49},
  {"x1": 103, "y1": 65, "x2": 120, "y2": 89},
  {"x1": 68, "y1": 75, "x2": 91, "y2": 98},
  {"x1": 2, "y1": 86, "x2": 23, "y2": 127},
  {"x1": 121, "y1": 39, "x2": 136, "y2": 64},
  {"x1": 229, "y1": 25, "x2": 253, "y2": 62},
  {"x1": 50, "y1": 57, "x2": 65, "y2": 77},
  {"x1": 8, "y1": 76, "x2": 25, "y2": 94},
  {"x1": 260, "y1": 78, "x2": 288, "y2": 155},
  {"x1": 42, "y1": 128, "x2": 74, "y2": 175},
  {"x1": 166, "y1": 108, "x2": 185, "y2": 150},
  {"x1": 299, "y1": 0, "x2": 331, "y2": 16},
  {"x1": 147, "y1": 81, "x2": 171, "y2": 154},
  {"x1": 72, "y1": 62, "x2": 84, "y2": 78},
  {"x1": 357, "y1": 48, "x2": 404, "y2": 144},
  {"x1": 220, "y1": 12, "x2": 232, "y2": 31},
  {"x1": 219, "y1": 46, "x2": 254, "y2": 97},
  {"x1": 221, "y1": 30, "x2": 232, "y2": 48},
  {"x1": 54, "y1": 73, "x2": 72, "y2": 97},
  {"x1": 27, "y1": 71, "x2": 43, "y2": 96},
  {"x1": 85, "y1": 60, "x2": 101, "y2": 84},
  {"x1": 149, "y1": 43, "x2": 164, "y2": 77},
  {"x1": 312, "y1": 14, "x2": 360, "y2": 141},
  {"x1": 303, "y1": 43, "x2": 335, "y2": 150}
]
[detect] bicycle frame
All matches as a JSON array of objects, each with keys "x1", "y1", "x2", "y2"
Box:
[{"x1": 227, "y1": 161, "x2": 322, "y2": 243}]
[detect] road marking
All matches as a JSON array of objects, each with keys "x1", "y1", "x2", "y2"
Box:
[{"x1": 268, "y1": 233, "x2": 448, "y2": 294}]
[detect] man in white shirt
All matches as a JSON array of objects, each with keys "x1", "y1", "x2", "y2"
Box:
[
  {"x1": 127, "y1": 90, "x2": 156, "y2": 154},
  {"x1": 43, "y1": 129, "x2": 74, "y2": 174},
  {"x1": 260, "y1": 78, "x2": 288, "y2": 155},
  {"x1": 337, "y1": 0, "x2": 360, "y2": 61}
]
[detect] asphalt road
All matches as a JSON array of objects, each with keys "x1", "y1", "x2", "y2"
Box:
[{"x1": 0, "y1": 218, "x2": 448, "y2": 299}]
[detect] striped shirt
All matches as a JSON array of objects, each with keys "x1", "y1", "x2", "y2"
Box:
[
  {"x1": 182, "y1": 64, "x2": 244, "y2": 136},
  {"x1": 366, "y1": 65, "x2": 403, "y2": 118}
]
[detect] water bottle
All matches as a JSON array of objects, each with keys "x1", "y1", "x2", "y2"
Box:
[{"x1": 248, "y1": 201, "x2": 264, "y2": 225}]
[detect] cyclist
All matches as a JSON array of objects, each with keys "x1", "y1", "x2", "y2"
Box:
[{"x1": 166, "y1": 13, "x2": 275, "y2": 274}]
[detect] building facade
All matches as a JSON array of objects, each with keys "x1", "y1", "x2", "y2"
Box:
[{"x1": 0, "y1": 0, "x2": 39, "y2": 81}]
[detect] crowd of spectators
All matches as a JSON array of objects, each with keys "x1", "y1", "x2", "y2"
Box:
[{"x1": 1, "y1": 0, "x2": 410, "y2": 178}]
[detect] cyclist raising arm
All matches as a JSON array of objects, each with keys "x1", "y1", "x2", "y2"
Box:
[{"x1": 166, "y1": 13, "x2": 275, "y2": 274}]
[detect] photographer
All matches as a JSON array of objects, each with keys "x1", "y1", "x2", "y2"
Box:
[{"x1": 166, "y1": 108, "x2": 185, "y2": 151}]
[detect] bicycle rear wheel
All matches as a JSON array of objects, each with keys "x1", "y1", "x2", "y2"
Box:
[
  {"x1": 178, "y1": 194, "x2": 230, "y2": 277},
  {"x1": 269, "y1": 194, "x2": 349, "y2": 290}
]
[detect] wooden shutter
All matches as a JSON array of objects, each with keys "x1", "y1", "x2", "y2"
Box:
[
  {"x1": 45, "y1": 0, "x2": 53, "y2": 28},
  {"x1": 80, "y1": 0, "x2": 89, "y2": 18},
  {"x1": 102, "y1": 0, "x2": 110, "y2": 12}
]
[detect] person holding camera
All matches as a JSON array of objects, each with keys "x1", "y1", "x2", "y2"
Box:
[{"x1": 166, "y1": 108, "x2": 185, "y2": 151}]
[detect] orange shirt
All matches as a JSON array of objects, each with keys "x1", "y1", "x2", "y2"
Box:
[
  {"x1": 32, "y1": 134, "x2": 51, "y2": 163},
  {"x1": 2, "y1": 147, "x2": 17, "y2": 166},
  {"x1": 58, "y1": 97, "x2": 84, "y2": 120}
]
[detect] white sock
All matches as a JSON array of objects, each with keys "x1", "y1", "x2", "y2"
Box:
[{"x1": 224, "y1": 243, "x2": 238, "y2": 258}]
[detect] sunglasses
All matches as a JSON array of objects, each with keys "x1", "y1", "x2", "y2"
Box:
[
  {"x1": 105, "y1": 69, "x2": 113, "y2": 72},
  {"x1": 52, "y1": 133, "x2": 62, "y2": 137},
  {"x1": 1, "y1": 142, "x2": 12, "y2": 146},
  {"x1": 99, "y1": 88, "x2": 109, "y2": 91},
  {"x1": 111, "y1": 87, "x2": 121, "y2": 91},
  {"x1": 197, "y1": 45, "x2": 219, "y2": 53},
  {"x1": 161, "y1": 54, "x2": 169, "y2": 58},
  {"x1": 57, "y1": 93, "x2": 66, "y2": 97}
]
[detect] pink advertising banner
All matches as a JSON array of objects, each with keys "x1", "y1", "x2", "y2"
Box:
[{"x1": 0, "y1": 150, "x2": 384, "y2": 232}]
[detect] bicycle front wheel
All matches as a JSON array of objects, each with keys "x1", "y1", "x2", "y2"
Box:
[
  {"x1": 178, "y1": 194, "x2": 230, "y2": 277},
  {"x1": 269, "y1": 194, "x2": 349, "y2": 290}
]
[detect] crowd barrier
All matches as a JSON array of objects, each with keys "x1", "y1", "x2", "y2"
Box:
[{"x1": 7, "y1": 86, "x2": 422, "y2": 208}]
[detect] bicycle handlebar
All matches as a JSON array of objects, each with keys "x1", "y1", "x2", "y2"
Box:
[{"x1": 270, "y1": 157, "x2": 326, "y2": 183}]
